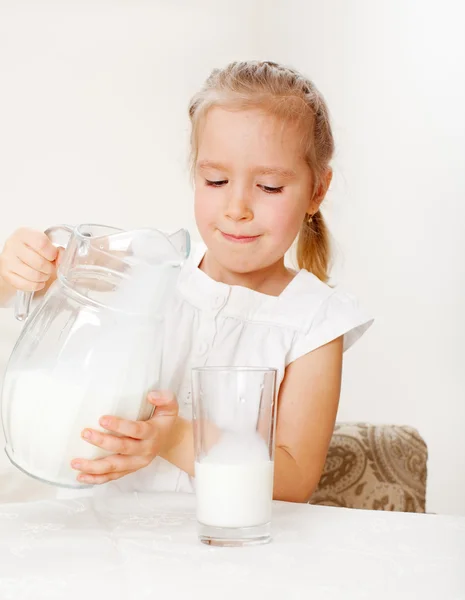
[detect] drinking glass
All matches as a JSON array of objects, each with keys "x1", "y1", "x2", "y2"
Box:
[{"x1": 192, "y1": 367, "x2": 277, "y2": 546}]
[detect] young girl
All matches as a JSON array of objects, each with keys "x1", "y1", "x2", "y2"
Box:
[{"x1": 0, "y1": 60, "x2": 372, "y2": 503}]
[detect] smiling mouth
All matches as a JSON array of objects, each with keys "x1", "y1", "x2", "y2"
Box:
[{"x1": 220, "y1": 231, "x2": 261, "y2": 244}]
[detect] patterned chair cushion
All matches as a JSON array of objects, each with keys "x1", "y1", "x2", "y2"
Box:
[{"x1": 309, "y1": 423, "x2": 428, "y2": 513}]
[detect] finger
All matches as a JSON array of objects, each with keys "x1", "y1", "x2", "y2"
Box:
[
  {"x1": 148, "y1": 391, "x2": 179, "y2": 417},
  {"x1": 15, "y1": 228, "x2": 58, "y2": 261},
  {"x1": 71, "y1": 453, "x2": 149, "y2": 476},
  {"x1": 80, "y1": 428, "x2": 142, "y2": 455},
  {"x1": 15, "y1": 244, "x2": 55, "y2": 276},
  {"x1": 99, "y1": 415, "x2": 154, "y2": 441},
  {"x1": 9, "y1": 256, "x2": 50, "y2": 284},
  {"x1": 56, "y1": 247, "x2": 65, "y2": 267},
  {"x1": 2, "y1": 270, "x2": 46, "y2": 292},
  {"x1": 77, "y1": 470, "x2": 134, "y2": 485}
]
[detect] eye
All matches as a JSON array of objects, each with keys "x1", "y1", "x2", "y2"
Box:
[
  {"x1": 259, "y1": 185, "x2": 284, "y2": 194},
  {"x1": 205, "y1": 179, "x2": 228, "y2": 187}
]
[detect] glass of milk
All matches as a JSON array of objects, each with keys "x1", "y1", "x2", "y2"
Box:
[{"x1": 192, "y1": 367, "x2": 277, "y2": 546}]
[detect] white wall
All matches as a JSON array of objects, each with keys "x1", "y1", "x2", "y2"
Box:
[
  {"x1": 1, "y1": 0, "x2": 464, "y2": 514},
  {"x1": 0, "y1": 0, "x2": 264, "y2": 359},
  {"x1": 262, "y1": 0, "x2": 465, "y2": 515}
]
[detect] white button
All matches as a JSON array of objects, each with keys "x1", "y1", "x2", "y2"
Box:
[
  {"x1": 212, "y1": 295, "x2": 225, "y2": 309},
  {"x1": 179, "y1": 380, "x2": 192, "y2": 405}
]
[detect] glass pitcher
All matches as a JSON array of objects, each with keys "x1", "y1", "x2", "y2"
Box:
[{"x1": 1, "y1": 223, "x2": 190, "y2": 488}]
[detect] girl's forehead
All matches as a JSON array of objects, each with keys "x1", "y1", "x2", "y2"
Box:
[
  {"x1": 197, "y1": 107, "x2": 306, "y2": 163},
  {"x1": 201, "y1": 106, "x2": 298, "y2": 134}
]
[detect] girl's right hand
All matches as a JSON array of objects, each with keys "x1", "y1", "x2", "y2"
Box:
[{"x1": 0, "y1": 228, "x2": 61, "y2": 295}]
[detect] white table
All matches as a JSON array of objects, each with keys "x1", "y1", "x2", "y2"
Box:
[{"x1": 0, "y1": 491, "x2": 463, "y2": 600}]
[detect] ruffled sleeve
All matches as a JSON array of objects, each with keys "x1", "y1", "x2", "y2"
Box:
[{"x1": 286, "y1": 291, "x2": 373, "y2": 365}]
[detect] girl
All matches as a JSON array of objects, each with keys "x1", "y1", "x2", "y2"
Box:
[{"x1": 0, "y1": 60, "x2": 372, "y2": 503}]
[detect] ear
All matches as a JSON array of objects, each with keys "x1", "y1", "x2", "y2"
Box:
[{"x1": 308, "y1": 168, "x2": 333, "y2": 214}]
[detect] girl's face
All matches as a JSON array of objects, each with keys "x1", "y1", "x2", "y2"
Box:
[{"x1": 194, "y1": 107, "x2": 315, "y2": 274}]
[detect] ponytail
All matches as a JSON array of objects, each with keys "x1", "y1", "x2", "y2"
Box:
[{"x1": 297, "y1": 210, "x2": 331, "y2": 282}]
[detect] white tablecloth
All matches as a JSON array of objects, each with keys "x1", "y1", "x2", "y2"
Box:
[{"x1": 0, "y1": 490, "x2": 464, "y2": 600}]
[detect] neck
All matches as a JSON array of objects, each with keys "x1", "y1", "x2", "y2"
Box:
[{"x1": 199, "y1": 251, "x2": 295, "y2": 296}]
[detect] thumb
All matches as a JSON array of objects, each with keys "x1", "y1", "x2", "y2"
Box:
[{"x1": 148, "y1": 391, "x2": 178, "y2": 417}]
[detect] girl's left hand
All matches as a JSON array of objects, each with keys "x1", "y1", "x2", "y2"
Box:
[{"x1": 71, "y1": 391, "x2": 178, "y2": 485}]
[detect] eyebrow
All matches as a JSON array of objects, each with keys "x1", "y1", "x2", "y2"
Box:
[{"x1": 197, "y1": 160, "x2": 297, "y2": 180}]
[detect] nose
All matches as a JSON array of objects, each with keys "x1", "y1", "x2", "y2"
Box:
[{"x1": 224, "y1": 185, "x2": 253, "y2": 222}]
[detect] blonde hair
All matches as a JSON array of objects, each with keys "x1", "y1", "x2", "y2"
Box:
[{"x1": 188, "y1": 60, "x2": 334, "y2": 282}]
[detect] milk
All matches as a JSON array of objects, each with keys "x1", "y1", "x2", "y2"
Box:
[
  {"x1": 3, "y1": 368, "x2": 153, "y2": 486},
  {"x1": 194, "y1": 432, "x2": 274, "y2": 528},
  {"x1": 195, "y1": 460, "x2": 274, "y2": 528}
]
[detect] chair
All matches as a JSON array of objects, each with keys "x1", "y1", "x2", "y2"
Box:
[{"x1": 310, "y1": 423, "x2": 428, "y2": 512}]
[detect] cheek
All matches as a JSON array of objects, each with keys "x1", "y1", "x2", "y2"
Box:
[
  {"x1": 194, "y1": 189, "x2": 215, "y2": 229},
  {"x1": 194, "y1": 187, "x2": 218, "y2": 238},
  {"x1": 260, "y1": 197, "x2": 305, "y2": 243}
]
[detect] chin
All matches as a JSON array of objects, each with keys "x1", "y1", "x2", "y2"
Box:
[{"x1": 214, "y1": 245, "x2": 274, "y2": 274}]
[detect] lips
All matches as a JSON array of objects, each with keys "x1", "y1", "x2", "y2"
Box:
[{"x1": 220, "y1": 231, "x2": 261, "y2": 244}]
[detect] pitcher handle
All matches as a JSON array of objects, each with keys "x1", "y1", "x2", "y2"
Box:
[{"x1": 15, "y1": 224, "x2": 74, "y2": 322}]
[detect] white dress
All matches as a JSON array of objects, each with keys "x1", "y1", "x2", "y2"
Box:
[{"x1": 92, "y1": 244, "x2": 373, "y2": 499}]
